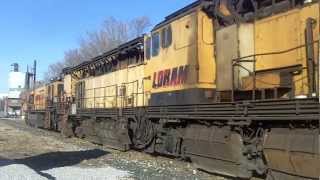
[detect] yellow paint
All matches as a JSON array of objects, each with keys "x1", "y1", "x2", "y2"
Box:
[
  {"x1": 65, "y1": 2, "x2": 320, "y2": 106},
  {"x1": 33, "y1": 86, "x2": 46, "y2": 110},
  {"x1": 253, "y1": 3, "x2": 319, "y2": 96},
  {"x1": 79, "y1": 62, "x2": 145, "y2": 109},
  {"x1": 197, "y1": 10, "x2": 216, "y2": 88},
  {"x1": 47, "y1": 81, "x2": 64, "y2": 98},
  {"x1": 242, "y1": 73, "x2": 281, "y2": 90},
  {"x1": 29, "y1": 81, "x2": 64, "y2": 110},
  {"x1": 64, "y1": 74, "x2": 73, "y2": 97},
  {"x1": 79, "y1": 7, "x2": 216, "y2": 108},
  {"x1": 143, "y1": 7, "x2": 215, "y2": 100}
]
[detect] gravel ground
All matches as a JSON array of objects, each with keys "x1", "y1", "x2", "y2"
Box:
[{"x1": 0, "y1": 118, "x2": 226, "y2": 180}]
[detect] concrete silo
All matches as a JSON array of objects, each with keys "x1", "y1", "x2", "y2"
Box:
[{"x1": 6, "y1": 63, "x2": 25, "y2": 117}]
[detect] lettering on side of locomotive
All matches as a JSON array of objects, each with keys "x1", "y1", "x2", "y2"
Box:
[{"x1": 152, "y1": 65, "x2": 189, "y2": 88}]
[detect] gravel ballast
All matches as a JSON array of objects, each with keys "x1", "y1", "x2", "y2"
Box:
[{"x1": 0, "y1": 118, "x2": 225, "y2": 180}]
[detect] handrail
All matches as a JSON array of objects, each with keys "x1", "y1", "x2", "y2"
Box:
[
  {"x1": 75, "y1": 80, "x2": 147, "y2": 109},
  {"x1": 231, "y1": 40, "x2": 319, "y2": 101},
  {"x1": 233, "y1": 40, "x2": 319, "y2": 62}
]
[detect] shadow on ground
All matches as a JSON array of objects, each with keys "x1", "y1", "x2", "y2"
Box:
[
  {"x1": 1, "y1": 149, "x2": 108, "y2": 180},
  {"x1": 0, "y1": 156, "x2": 12, "y2": 167}
]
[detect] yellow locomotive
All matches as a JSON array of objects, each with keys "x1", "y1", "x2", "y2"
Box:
[
  {"x1": 63, "y1": 38, "x2": 145, "y2": 109},
  {"x1": 144, "y1": 0, "x2": 319, "y2": 104},
  {"x1": 68, "y1": 0, "x2": 320, "y2": 107},
  {"x1": 25, "y1": 0, "x2": 320, "y2": 179},
  {"x1": 25, "y1": 80, "x2": 64, "y2": 130}
]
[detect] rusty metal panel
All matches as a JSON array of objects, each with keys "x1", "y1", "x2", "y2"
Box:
[
  {"x1": 242, "y1": 73, "x2": 281, "y2": 90},
  {"x1": 27, "y1": 112, "x2": 45, "y2": 128},
  {"x1": 183, "y1": 125, "x2": 248, "y2": 178},
  {"x1": 263, "y1": 128, "x2": 320, "y2": 179},
  {"x1": 216, "y1": 24, "x2": 238, "y2": 91}
]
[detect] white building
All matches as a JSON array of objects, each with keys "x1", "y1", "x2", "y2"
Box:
[
  {"x1": 6, "y1": 63, "x2": 25, "y2": 117},
  {"x1": 8, "y1": 71, "x2": 25, "y2": 98}
]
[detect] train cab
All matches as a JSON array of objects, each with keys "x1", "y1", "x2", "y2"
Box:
[{"x1": 143, "y1": 1, "x2": 216, "y2": 106}]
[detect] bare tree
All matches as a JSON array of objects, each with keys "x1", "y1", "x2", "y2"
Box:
[
  {"x1": 129, "y1": 16, "x2": 151, "y2": 38},
  {"x1": 79, "y1": 29, "x2": 111, "y2": 60},
  {"x1": 44, "y1": 16, "x2": 151, "y2": 81},
  {"x1": 102, "y1": 17, "x2": 130, "y2": 48},
  {"x1": 44, "y1": 62, "x2": 65, "y2": 82},
  {"x1": 79, "y1": 16, "x2": 151, "y2": 62},
  {"x1": 64, "y1": 49, "x2": 84, "y2": 67}
]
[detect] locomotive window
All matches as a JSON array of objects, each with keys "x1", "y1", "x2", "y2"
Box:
[
  {"x1": 152, "y1": 32, "x2": 160, "y2": 57},
  {"x1": 145, "y1": 37, "x2": 151, "y2": 60},
  {"x1": 161, "y1": 26, "x2": 172, "y2": 48}
]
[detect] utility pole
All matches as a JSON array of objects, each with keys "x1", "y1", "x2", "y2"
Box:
[
  {"x1": 24, "y1": 60, "x2": 37, "y2": 90},
  {"x1": 33, "y1": 60, "x2": 37, "y2": 88}
]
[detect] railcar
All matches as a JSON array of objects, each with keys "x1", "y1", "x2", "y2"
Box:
[
  {"x1": 25, "y1": 80, "x2": 65, "y2": 130},
  {"x1": 61, "y1": 37, "x2": 145, "y2": 146},
  {"x1": 24, "y1": 0, "x2": 320, "y2": 179}
]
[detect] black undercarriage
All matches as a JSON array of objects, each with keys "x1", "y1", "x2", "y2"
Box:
[{"x1": 25, "y1": 98, "x2": 320, "y2": 180}]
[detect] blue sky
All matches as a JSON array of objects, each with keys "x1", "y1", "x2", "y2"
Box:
[{"x1": 0, "y1": 0, "x2": 195, "y2": 92}]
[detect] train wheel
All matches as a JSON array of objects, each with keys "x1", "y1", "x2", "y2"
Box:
[{"x1": 129, "y1": 117, "x2": 155, "y2": 150}]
